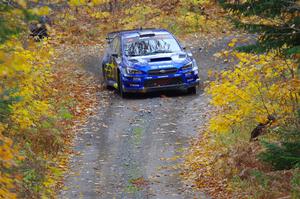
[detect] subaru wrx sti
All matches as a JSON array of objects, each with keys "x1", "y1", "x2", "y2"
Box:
[{"x1": 101, "y1": 29, "x2": 199, "y2": 97}]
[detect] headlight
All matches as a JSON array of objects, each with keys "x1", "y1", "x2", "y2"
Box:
[
  {"x1": 181, "y1": 62, "x2": 193, "y2": 70},
  {"x1": 126, "y1": 67, "x2": 143, "y2": 75}
]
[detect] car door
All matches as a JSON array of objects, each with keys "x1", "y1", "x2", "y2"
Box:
[
  {"x1": 109, "y1": 36, "x2": 121, "y2": 82},
  {"x1": 102, "y1": 37, "x2": 113, "y2": 83}
]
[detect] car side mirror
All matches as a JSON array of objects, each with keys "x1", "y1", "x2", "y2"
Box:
[
  {"x1": 186, "y1": 50, "x2": 193, "y2": 57},
  {"x1": 181, "y1": 41, "x2": 187, "y2": 50},
  {"x1": 106, "y1": 37, "x2": 113, "y2": 44}
]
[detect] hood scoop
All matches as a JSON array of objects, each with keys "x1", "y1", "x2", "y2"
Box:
[{"x1": 150, "y1": 57, "x2": 172, "y2": 62}]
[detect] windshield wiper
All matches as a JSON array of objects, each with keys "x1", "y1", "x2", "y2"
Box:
[
  {"x1": 127, "y1": 50, "x2": 173, "y2": 57},
  {"x1": 145, "y1": 50, "x2": 173, "y2": 55},
  {"x1": 127, "y1": 54, "x2": 140, "y2": 57}
]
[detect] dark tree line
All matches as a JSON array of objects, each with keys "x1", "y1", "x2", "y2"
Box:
[{"x1": 219, "y1": 0, "x2": 300, "y2": 56}]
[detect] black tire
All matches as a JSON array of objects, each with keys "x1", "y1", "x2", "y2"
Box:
[
  {"x1": 117, "y1": 71, "x2": 128, "y2": 98},
  {"x1": 106, "y1": 84, "x2": 114, "y2": 91},
  {"x1": 187, "y1": 86, "x2": 197, "y2": 95}
]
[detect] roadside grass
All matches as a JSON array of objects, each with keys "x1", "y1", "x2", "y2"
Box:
[
  {"x1": 125, "y1": 183, "x2": 141, "y2": 193},
  {"x1": 132, "y1": 126, "x2": 144, "y2": 146}
]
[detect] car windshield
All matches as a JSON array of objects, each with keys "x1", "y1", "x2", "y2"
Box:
[{"x1": 124, "y1": 34, "x2": 181, "y2": 57}]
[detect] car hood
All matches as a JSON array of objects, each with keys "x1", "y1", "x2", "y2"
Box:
[{"x1": 123, "y1": 52, "x2": 192, "y2": 71}]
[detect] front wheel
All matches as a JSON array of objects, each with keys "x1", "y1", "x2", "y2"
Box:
[
  {"x1": 117, "y1": 71, "x2": 128, "y2": 98},
  {"x1": 187, "y1": 86, "x2": 197, "y2": 95}
]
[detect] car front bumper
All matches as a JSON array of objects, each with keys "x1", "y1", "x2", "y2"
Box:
[{"x1": 121, "y1": 71, "x2": 199, "y2": 93}]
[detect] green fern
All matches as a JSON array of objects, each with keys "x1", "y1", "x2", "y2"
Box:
[{"x1": 259, "y1": 141, "x2": 300, "y2": 170}]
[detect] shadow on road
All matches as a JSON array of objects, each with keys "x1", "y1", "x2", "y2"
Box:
[{"x1": 111, "y1": 88, "x2": 204, "y2": 100}]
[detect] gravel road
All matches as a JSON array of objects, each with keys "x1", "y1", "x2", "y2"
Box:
[{"x1": 59, "y1": 34, "x2": 252, "y2": 199}]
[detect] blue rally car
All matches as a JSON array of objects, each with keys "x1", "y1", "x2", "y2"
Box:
[{"x1": 101, "y1": 28, "x2": 199, "y2": 97}]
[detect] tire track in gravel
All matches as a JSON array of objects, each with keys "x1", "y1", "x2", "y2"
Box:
[{"x1": 60, "y1": 90, "x2": 209, "y2": 199}]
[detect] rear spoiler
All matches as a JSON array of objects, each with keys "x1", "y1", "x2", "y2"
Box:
[
  {"x1": 106, "y1": 28, "x2": 163, "y2": 43},
  {"x1": 139, "y1": 33, "x2": 155, "y2": 37}
]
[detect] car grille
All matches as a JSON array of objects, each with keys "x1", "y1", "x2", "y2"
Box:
[
  {"x1": 144, "y1": 77, "x2": 182, "y2": 88},
  {"x1": 148, "y1": 68, "x2": 178, "y2": 75}
]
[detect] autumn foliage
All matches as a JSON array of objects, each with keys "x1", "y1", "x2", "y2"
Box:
[
  {"x1": 185, "y1": 50, "x2": 300, "y2": 197},
  {"x1": 1, "y1": 0, "x2": 299, "y2": 198},
  {"x1": 0, "y1": 1, "x2": 99, "y2": 198},
  {"x1": 208, "y1": 52, "x2": 299, "y2": 133},
  {"x1": 184, "y1": 0, "x2": 300, "y2": 198}
]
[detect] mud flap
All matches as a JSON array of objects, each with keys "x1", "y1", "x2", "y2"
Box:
[{"x1": 113, "y1": 83, "x2": 118, "y2": 89}]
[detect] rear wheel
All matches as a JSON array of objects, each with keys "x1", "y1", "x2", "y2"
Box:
[
  {"x1": 101, "y1": 64, "x2": 106, "y2": 80},
  {"x1": 187, "y1": 86, "x2": 197, "y2": 95},
  {"x1": 117, "y1": 71, "x2": 128, "y2": 98}
]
